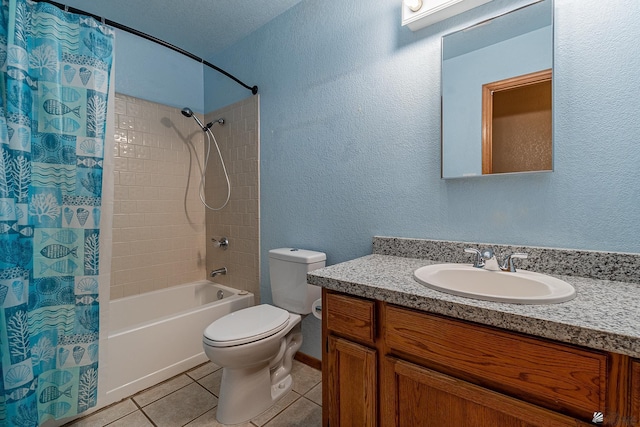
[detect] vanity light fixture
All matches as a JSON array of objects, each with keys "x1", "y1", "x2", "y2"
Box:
[
  {"x1": 404, "y1": 0, "x2": 423, "y2": 12},
  {"x1": 402, "y1": 0, "x2": 494, "y2": 31}
]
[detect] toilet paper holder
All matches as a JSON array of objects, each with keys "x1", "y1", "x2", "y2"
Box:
[{"x1": 311, "y1": 298, "x2": 322, "y2": 319}]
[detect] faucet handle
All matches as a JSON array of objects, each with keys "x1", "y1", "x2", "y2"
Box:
[
  {"x1": 464, "y1": 248, "x2": 484, "y2": 268},
  {"x1": 211, "y1": 237, "x2": 229, "y2": 250},
  {"x1": 501, "y1": 253, "x2": 528, "y2": 272}
]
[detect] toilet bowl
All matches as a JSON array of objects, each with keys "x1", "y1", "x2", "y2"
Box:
[
  {"x1": 203, "y1": 304, "x2": 302, "y2": 424},
  {"x1": 202, "y1": 248, "x2": 326, "y2": 425}
]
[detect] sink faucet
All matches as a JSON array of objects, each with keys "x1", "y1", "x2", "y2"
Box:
[
  {"x1": 481, "y1": 248, "x2": 501, "y2": 271},
  {"x1": 464, "y1": 248, "x2": 499, "y2": 270},
  {"x1": 465, "y1": 248, "x2": 528, "y2": 272}
]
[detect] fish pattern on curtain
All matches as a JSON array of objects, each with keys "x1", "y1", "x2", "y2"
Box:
[{"x1": 0, "y1": 0, "x2": 113, "y2": 425}]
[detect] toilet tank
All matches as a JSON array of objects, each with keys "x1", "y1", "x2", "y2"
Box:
[{"x1": 269, "y1": 248, "x2": 326, "y2": 314}]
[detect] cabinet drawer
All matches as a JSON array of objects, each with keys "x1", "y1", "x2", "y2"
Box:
[
  {"x1": 326, "y1": 292, "x2": 375, "y2": 345},
  {"x1": 385, "y1": 305, "x2": 606, "y2": 420}
]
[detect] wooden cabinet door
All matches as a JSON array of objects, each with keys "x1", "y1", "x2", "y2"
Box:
[
  {"x1": 381, "y1": 357, "x2": 592, "y2": 427},
  {"x1": 326, "y1": 336, "x2": 377, "y2": 427},
  {"x1": 631, "y1": 360, "x2": 640, "y2": 427}
]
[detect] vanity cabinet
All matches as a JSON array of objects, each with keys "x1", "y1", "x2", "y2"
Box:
[
  {"x1": 324, "y1": 292, "x2": 377, "y2": 427},
  {"x1": 326, "y1": 337, "x2": 377, "y2": 427},
  {"x1": 631, "y1": 360, "x2": 640, "y2": 426},
  {"x1": 322, "y1": 289, "x2": 632, "y2": 427},
  {"x1": 384, "y1": 305, "x2": 606, "y2": 420},
  {"x1": 381, "y1": 357, "x2": 589, "y2": 426}
]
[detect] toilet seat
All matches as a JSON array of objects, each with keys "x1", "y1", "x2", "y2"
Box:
[{"x1": 203, "y1": 304, "x2": 290, "y2": 348}]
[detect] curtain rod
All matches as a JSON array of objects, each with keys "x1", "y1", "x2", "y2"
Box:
[{"x1": 32, "y1": 0, "x2": 259, "y2": 95}]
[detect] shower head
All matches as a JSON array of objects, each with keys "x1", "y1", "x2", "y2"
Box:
[{"x1": 181, "y1": 107, "x2": 206, "y2": 131}]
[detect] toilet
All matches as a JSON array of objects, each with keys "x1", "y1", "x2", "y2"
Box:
[{"x1": 202, "y1": 248, "x2": 326, "y2": 424}]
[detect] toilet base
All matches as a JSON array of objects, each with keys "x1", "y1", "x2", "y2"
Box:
[
  {"x1": 216, "y1": 365, "x2": 291, "y2": 425},
  {"x1": 214, "y1": 324, "x2": 302, "y2": 425},
  {"x1": 271, "y1": 373, "x2": 293, "y2": 403}
]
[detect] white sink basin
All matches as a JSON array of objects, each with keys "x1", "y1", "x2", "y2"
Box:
[{"x1": 413, "y1": 263, "x2": 576, "y2": 304}]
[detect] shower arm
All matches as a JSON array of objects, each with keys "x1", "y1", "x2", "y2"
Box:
[
  {"x1": 181, "y1": 108, "x2": 224, "y2": 131},
  {"x1": 206, "y1": 118, "x2": 225, "y2": 129}
]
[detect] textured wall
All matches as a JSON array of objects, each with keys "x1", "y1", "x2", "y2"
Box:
[
  {"x1": 114, "y1": 29, "x2": 204, "y2": 113},
  {"x1": 205, "y1": 0, "x2": 640, "y2": 359}
]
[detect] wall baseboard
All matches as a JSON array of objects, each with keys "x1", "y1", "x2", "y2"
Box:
[{"x1": 294, "y1": 352, "x2": 321, "y2": 371}]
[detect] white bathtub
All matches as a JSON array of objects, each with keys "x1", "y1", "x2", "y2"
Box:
[{"x1": 105, "y1": 281, "x2": 254, "y2": 404}]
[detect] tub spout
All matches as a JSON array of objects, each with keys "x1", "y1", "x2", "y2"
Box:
[{"x1": 210, "y1": 267, "x2": 227, "y2": 278}]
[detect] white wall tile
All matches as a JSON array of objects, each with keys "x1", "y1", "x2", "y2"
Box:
[
  {"x1": 205, "y1": 96, "x2": 260, "y2": 300},
  {"x1": 111, "y1": 94, "x2": 207, "y2": 299},
  {"x1": 110, "y1": 94, "x2": 258, "y2": 301}
]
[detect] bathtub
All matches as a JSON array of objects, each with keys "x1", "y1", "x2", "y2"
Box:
[{"x1": 105, "y1": 281, "x2": 254, "y2": 404}]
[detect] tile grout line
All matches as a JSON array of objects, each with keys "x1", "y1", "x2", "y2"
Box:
[
  {"x1": 175, "y1": 382, "x2": 220, "y2": 427},
  {"x1": 251, "y1": 389, "x2": 308, "y2": 427},
  {"x1": 129, "y1": 397, "x2": 158, "y2": 427},
  {"x1": 64, "y1": 397, "x2": 137, "y2": 427},
  {"x1": 132, "y1": 373, "x2": 197, "y2": 407},
  {"x1": 139, "y1": 380, "x2": 216, "y2": 427}
]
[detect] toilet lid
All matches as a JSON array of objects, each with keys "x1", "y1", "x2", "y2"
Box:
[{"x1": 203, "y1": 304, "x2": 290, "y2": 347}]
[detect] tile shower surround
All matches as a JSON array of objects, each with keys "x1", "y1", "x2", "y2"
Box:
[
  {"x1": 204, "y1": 96, "x2": 260, "y2": 299},
  {"x1": 111, "y1": 94, "x2": 260, "y2": 300}
]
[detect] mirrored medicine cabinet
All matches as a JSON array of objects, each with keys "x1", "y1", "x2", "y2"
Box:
[{"x1": 441, "y1": 0, "x2": 553, "y2": 179}]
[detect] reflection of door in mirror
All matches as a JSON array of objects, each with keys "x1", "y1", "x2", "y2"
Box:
[
  {"x1": 482, "y1": 69, "x2": 552, "y2": 174},
  {"x1": 440, "y1": 0, "x2": 553, "y2": 179}
]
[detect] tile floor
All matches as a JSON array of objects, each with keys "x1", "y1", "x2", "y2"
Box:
[{"x1": 66, "y1": 360, "x2": 322, "y2": 427}]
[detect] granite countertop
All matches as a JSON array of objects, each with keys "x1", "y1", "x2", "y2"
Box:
[{"x1": 307, "y1": 254, "x2": 640, "y2": 358}]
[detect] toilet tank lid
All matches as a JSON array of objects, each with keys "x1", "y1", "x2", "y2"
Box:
[{"x1": 269, "y1": 248, "x2": 326, "y2": 263}]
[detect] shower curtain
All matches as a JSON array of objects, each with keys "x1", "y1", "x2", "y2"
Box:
[{"x1": 0, "y1": 0, "x2": 114, "y2": 425}]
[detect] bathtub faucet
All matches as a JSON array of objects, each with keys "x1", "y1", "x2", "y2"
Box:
[{"x1": 210, "y1": 267, "x2": 227, "y2": 278}]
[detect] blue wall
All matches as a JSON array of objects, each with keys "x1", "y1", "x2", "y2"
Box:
[
  {"x1": 205, "y1": 0, "x2": 640, "y2": 358},
  {"x1": 114, "y1": 29, "x2": 204, "y2": 113}
]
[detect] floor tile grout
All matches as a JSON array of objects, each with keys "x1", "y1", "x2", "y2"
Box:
[{"x1": 129, "y1": 397, "x2": 158, "y2": 427}]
